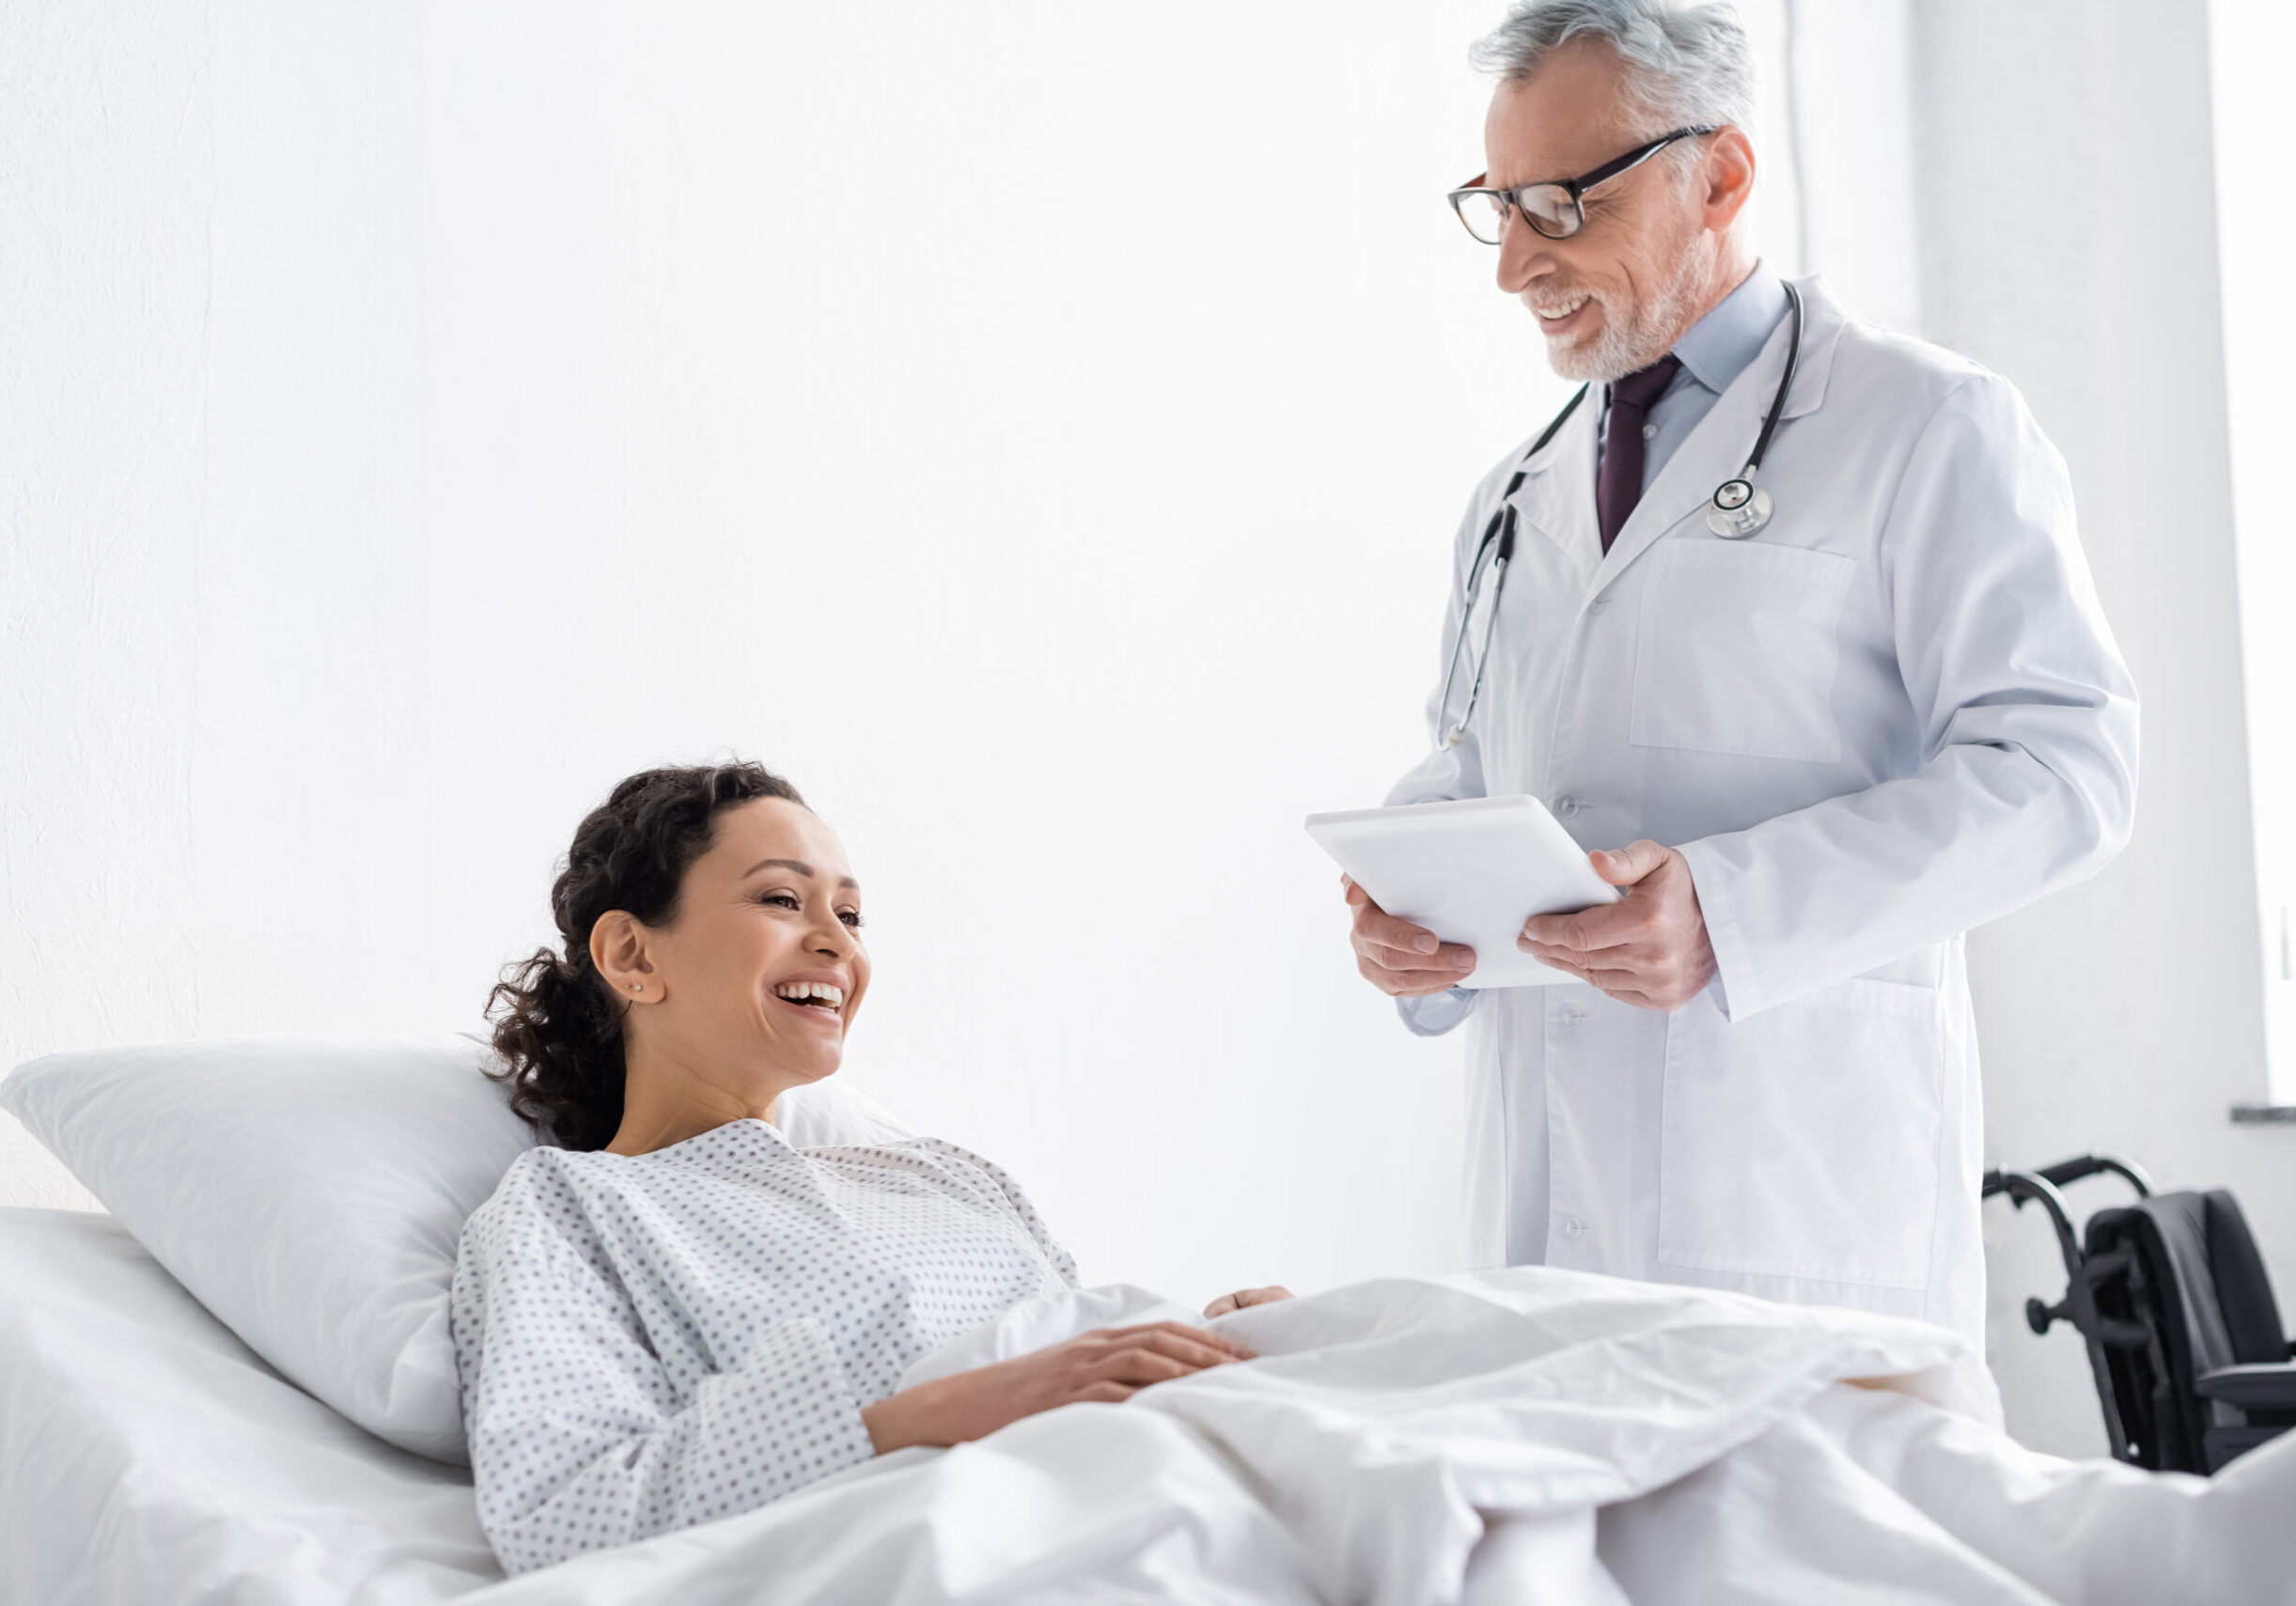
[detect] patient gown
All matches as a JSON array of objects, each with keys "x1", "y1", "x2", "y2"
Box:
[{"x1": 449, "y1": 1118, "x2": 1078, "y2": 1575}]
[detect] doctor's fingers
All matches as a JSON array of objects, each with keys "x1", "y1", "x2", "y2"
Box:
[
  {"x1": 1352, "y1": 920, "x2": 1475, "y2": 972},
  {"x1": 1356, "y1": 948, "x2": 1476, "y2": 995},
  {"x1": 1526, "y1": 943, "x2": 1699, "y2": 1009},
  {"x1": 1521, "y1": 898, "x2": 1662, "y2": 954},
  {"x1": 1533, "y1": 950, "x2": 1662, "y2": 1008},
  {"x1": 1523, "y1": 933, "x2": 1667, "y2": 976},
  {"x1": 1355, "y1": 928, "x2": 1475, "y2": 971},
  {"x1": 1351, "y1": 901, "x2": 1444, "y2": 956},
  {"x1": 1592, "y1": 839, "x2": 1673, "y2": 886}
]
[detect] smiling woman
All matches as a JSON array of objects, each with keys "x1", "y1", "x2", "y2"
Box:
[
  {"x1": 582, "y1": 788, "x2": 871, "y2": 1157},
  {"x1": 457, "y1": 761, "x2": 1289, "y2": 1574},
  {"x1": 485, "y1": 763, "x2": 825, "y2": 1152}
]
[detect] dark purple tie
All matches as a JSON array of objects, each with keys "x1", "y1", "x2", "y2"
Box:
[{"x1": 1596, "y1": 354, "x2": 1681, "y2": 554}]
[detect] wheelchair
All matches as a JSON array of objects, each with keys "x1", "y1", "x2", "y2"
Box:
[{"x1": 1985, "y1": 1154, "x2": 2296, "y2": 1473}]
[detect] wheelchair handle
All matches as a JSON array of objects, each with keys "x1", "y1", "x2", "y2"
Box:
[
  {"x1": 2028, "y1": 1154, "x2": 2153, "y2": 1198},
  {"x1": 1983, "y1": 1153, "x2": 2152, "y2": 1204}
]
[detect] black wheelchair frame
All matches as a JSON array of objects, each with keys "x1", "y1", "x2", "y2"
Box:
[
  {"x1": 1986, "y1": 1153, "x2": 2296, "y2": 1473},
  {"x1": 1983, "y1": 1154, "x2": 2157, "y2": 1464}
]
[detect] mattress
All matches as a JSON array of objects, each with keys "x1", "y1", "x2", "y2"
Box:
[{"x1": 0, "y1": 1207, "x2": 500, "y2": 1606}]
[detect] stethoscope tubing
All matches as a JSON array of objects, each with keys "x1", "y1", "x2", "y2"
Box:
[
  {"x1": 1740, "y1": 283, "x2": 1804, "y2": 481},
  {"x1": 1434, "y1": 284, "x2": 1804, "y2": 751}
]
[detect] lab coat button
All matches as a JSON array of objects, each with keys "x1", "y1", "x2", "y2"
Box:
[
  {"x1": 1555, "y1": 796, "x2": 1584, "y2": 818},
  {"x1": 1559, "y1": 1006, "x2": 1585, "y2": 1024},
  {"x1": 1562, "y1": 1216, "x2": 1586, "y2": 1239},
  {"x1": 1641, "y1": 423, "x2": 1658, "y2": 440}
]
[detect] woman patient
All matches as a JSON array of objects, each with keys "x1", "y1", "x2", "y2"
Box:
[{"x1": 452, "y1": 762, "x2": 1288, "y2": 1575}]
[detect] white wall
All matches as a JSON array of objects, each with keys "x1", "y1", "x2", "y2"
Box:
[
  {"x1": 1, "y1": 1, "x2": 214, "y2": 1213},
  {"x1": 3, "y1": 0, "x2": 1595, "y2": 1301},
  {"x1": 1910, "y1": 0, "x2": 2295, "y2": 1456},
  {"x1": 2211, "y1": 0, "x2": 2296, "y2": 1101}
]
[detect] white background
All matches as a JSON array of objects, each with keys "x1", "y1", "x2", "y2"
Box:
[
  {"x1": 2212, "y1": 0, "x2": 2296, "y2": 1100},
  {"x1": 5, "y1": 0, "x2": 2290, "y2": 1455}
]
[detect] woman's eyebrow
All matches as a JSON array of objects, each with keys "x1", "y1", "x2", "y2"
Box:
[{"x1": 742, "y1": 857, "x2": 860, "y2": 891}]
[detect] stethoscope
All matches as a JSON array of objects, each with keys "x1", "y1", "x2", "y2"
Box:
[{"x1": 1435, "y1": 282, "x2": 1804, "y2": 749}]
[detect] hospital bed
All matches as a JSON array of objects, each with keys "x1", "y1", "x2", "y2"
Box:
[
  {"x1": 7, "y1": 1037, "x2": 2296, "y2": 1606},
  {"x1": 0, "y1": 1206, "x2": 500, "y2": 1605}
]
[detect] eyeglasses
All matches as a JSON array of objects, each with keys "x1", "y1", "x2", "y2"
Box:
[{"x1": 1447, "y1": 126, "x2": 1715, "y2": 244}]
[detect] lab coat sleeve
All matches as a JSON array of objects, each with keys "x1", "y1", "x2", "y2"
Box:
[
  {"x1": 1676, "y1": 373, "x2": 2138, "y2": 1021},
  {"x1": 1382, "y1": 485, "x2": 1502, "y2": 1037}
]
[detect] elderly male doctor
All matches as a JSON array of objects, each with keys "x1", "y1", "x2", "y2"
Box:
[{"x1": 1349, "y1": 0, "x2": 2136, "y2": 1349}]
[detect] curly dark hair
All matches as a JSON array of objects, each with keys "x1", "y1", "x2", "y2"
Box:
[{"x1": 486, "y1": 761, "x2": 807, "y2": 1150}]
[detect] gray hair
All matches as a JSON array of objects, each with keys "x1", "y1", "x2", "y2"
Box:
[{"x1": 1471, "y1": 0, "x2": 1757, "y2": 144}]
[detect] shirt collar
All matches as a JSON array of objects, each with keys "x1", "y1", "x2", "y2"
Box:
[{"x1": 1668, "y1": 260, "x2": 1789, "y2": 398}]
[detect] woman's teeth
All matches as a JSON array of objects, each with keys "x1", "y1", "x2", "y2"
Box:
[
  {"x1": 1537, "y1": 291, "x2": 1593, "y2": 320},
  {"x1": 773, "y1": 981, "x2": 844, "y2": 1010}
]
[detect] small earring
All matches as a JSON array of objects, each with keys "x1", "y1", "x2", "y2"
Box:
[{"x1": 632, "y1": 982, "x2": 643, "y2": 993}]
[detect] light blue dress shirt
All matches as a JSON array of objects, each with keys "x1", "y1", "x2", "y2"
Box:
[
  {"x1": 1598, "y1": 261, "x2": 1789, "y2": 495},
  {"x1": 1399, "y1": 264, "x2": 1789, "y2": 1038}
]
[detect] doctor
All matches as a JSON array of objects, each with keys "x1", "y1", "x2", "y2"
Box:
[{"x1": 1349, "y1": 0, "x2": 2136, "y2": 1349}]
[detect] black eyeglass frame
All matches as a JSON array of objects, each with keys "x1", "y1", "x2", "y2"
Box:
[{"x1": 1447, "y1": 125, "x2": 1718, "y2": 243}]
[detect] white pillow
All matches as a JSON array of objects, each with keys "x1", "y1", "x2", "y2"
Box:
[{"x1": 0, "y1": 1034, "x2": 911, "y2": 1462}]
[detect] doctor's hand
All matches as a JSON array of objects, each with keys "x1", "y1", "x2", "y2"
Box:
[
  {"x1": 1518, "y1": 840, "x2": 1717, "y2": 1011},
  {"x1": 1344, "y1": 876, "x2": 1479, "y2": 995}
]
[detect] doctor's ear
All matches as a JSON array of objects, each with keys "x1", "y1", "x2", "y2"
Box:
[
  {"x1": 1696, "y1": 126, "x2": 1757, "y2": 235},
  {"x1": 590, "y1": 911, "x2": 664, "y2": 1005}
]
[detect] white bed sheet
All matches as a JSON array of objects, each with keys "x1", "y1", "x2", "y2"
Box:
[{"x1": 0, "y1": 1207, "x2": 500, "y2": 1606}]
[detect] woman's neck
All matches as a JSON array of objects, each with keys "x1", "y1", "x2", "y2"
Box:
[{"x1": 603, "y1": 1038, "x2": 797, "y2": 1155}]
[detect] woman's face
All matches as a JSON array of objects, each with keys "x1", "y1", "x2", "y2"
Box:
[{"x1": 610, "y1": 797, "x2": 871, "y2": 1092}]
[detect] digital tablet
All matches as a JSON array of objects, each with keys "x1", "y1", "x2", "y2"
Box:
[{"x1": 1304, "y1": 794, "x2": 1618, "y2": 989}]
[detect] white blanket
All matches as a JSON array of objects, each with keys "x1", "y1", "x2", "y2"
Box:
[
  {"x1": 7, "y1": 1205, "x2": 2290, "y2": 1606},
  {"x1": 456, "y1": 1271, "x2": 2296, "y2": 1606}
]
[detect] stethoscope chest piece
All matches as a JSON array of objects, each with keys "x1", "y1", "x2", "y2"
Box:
[
  {"x1": 1699, "y1": 281, "x2": 1804, "y2": 542},
  {"x1": 1706, "y1": 478, "x2": 1773, "y2": 538}
]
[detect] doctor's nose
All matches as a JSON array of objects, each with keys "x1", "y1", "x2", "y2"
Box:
[{"x1": 1496, "y1": 230, "x2": 1554, "y2": 296}]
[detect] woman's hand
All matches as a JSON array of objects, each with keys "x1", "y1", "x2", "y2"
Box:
[
  {"x1": 859, "y1": 1322, "x2": 1254, "y2": 1454},
  {"x1": 1203, "y1": 1286, "x2": 1294, "y2": 1318}
]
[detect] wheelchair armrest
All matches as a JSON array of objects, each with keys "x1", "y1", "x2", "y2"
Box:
[{"x1": 2194, "y1": 1363, "x2": 2296, "y2": 1411}]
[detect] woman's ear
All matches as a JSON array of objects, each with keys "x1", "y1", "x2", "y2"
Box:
[{"x1": 591, "y1": 911, "x2": 664, "y2": 1004}]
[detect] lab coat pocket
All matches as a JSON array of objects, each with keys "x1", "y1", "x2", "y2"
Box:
[
  {"x1": 1657, "y1": 976, "x2": 1942, "y2": 1290},
  {"x1": 1630, "y1": 540, "x2": 1855, "y2": 763}
]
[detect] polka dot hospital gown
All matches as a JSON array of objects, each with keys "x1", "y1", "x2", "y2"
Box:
[{"x1": 450, "y1": 1118, "x2": 1079, "y2": 1575}]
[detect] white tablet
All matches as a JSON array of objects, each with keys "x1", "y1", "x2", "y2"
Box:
[{"x1": 1304, "y1": 794, "x2": 1618, "y2": 989}]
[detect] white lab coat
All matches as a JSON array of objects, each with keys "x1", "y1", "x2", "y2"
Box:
[{"x1": 1386, "y1": 277, "x2": 2136, "y2": 1348}]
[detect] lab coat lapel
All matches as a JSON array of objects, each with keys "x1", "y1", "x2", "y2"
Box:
[
  {"x1": 1592, "y1": 274, "x2": 1848, "y2": 586},
  {"x1": 1506, "y1": 388, "x2": 1604, "y2": 580}
]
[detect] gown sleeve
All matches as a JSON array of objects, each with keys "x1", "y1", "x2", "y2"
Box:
[{"x1": 450, "y1": 1162, "x2": 878, "y2": 1576}]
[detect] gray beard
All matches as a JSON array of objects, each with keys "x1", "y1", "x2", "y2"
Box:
[{"x1": 1543, "y1": 246, "x2": 1708, "y2": 382}]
